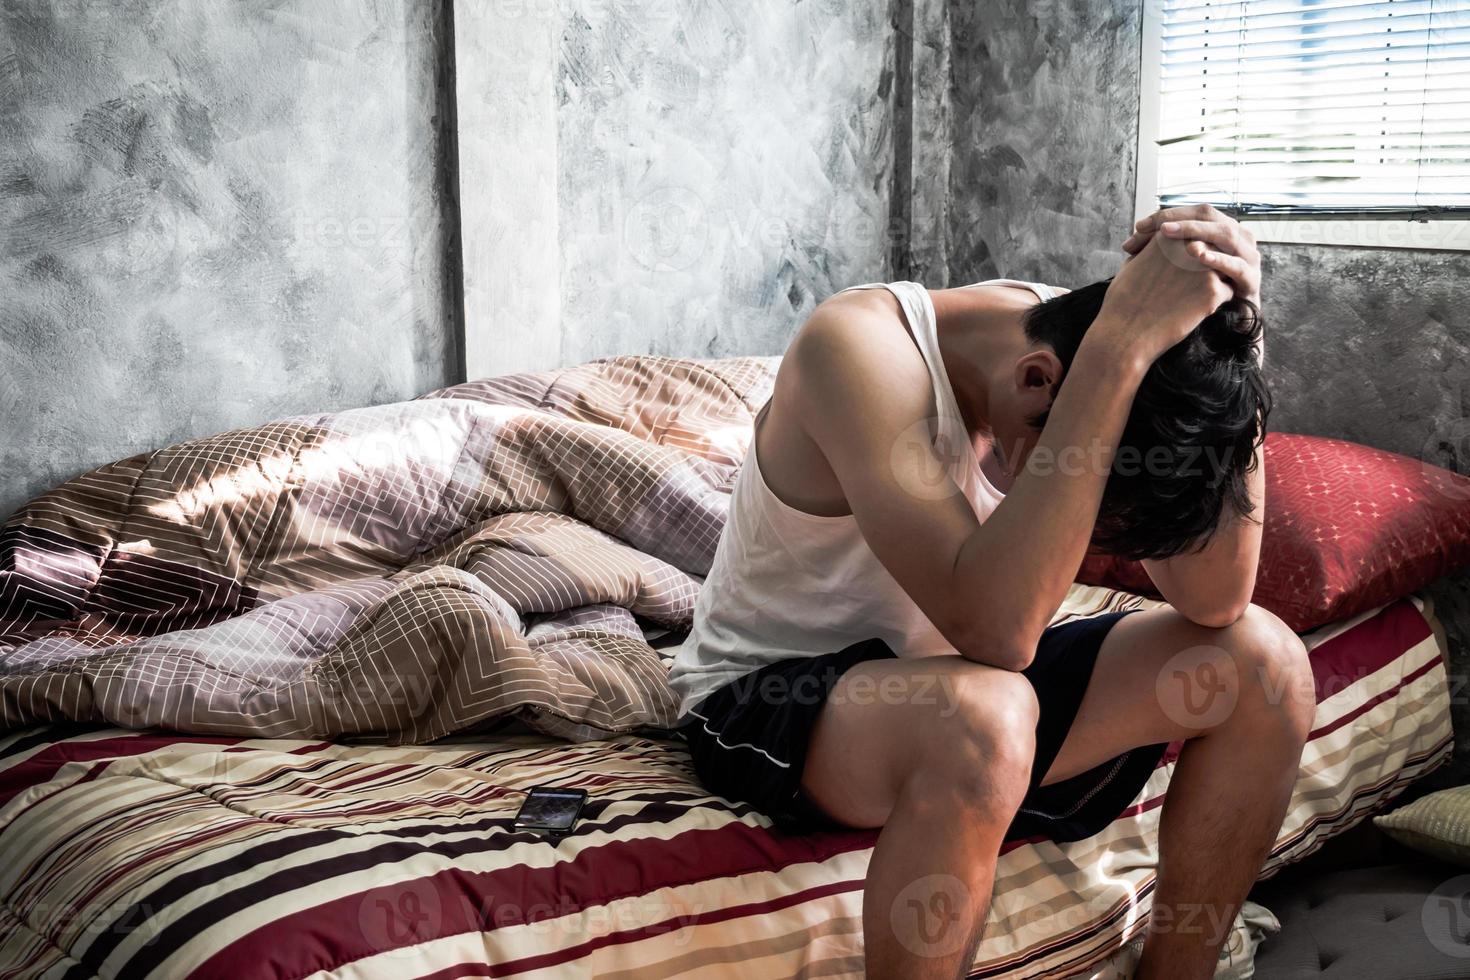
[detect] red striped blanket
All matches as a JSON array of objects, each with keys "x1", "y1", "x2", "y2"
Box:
[{"x1": 0, "y1": 588, "x2": 1449, "y2": 979}]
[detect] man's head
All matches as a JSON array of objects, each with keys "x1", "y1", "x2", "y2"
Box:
[{"x1": 986, "y1": 280, "x2": 1270, "y2": 561}]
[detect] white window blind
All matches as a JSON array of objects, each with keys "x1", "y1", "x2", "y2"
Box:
[{"x1": 1150, "y1": 0, "x2": 1470, "y2": 214}]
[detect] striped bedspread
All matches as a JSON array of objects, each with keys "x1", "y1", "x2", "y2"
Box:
[{"x1": 0, "y1": 587, "x2": 1449, "y2": 980}]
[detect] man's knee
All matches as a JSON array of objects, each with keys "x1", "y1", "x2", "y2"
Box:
[
  {"x1": 911, "y1": 669, "x2": 1038, "y2": 812},
  {"x1": 1222, "y1": 604, "x2": 1315, "y2": 736}
]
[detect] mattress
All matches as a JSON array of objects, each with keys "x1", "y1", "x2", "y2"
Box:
[{"x1": 0, "y1": 587, "x2": 1451, "y2": 980}]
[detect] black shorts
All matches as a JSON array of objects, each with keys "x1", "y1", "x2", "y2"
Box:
[{"x1": 678, "y1": 610, "x2": 1169, "y2": 842}]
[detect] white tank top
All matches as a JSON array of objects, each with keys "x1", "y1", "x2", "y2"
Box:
[{"x1": 668, "y1": 279, "x2": 1058, "y2": 718}]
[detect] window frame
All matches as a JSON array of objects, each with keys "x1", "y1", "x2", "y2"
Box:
[{"x1": 1134, "y1": 0, "x2": 1470, "y2": 252}]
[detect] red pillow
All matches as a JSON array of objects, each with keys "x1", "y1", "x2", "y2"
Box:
[{"x1": 1077, "y1": 433, "x2": 1470, "y2": 631}]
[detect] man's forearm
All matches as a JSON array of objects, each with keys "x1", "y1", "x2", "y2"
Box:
[
  {"x1": 949, "y1": 330, "x2": 1151, "y2": 668},
  {"x1": 1142, "y1": 441, "x2": 1265, "y2": 627}
]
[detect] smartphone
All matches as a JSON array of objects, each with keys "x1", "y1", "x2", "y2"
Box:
[{"x1": 513, "y1": 786, "x2": 588, "y2": 836}]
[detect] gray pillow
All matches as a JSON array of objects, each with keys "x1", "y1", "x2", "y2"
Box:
[{"x1": 1376, "y1": 786, "x2": 1470, "y2": 867}]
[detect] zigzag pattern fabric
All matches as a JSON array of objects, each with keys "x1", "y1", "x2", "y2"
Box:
[{"x1": 0, "y1": 355, "x2": 778, "y2": 743}]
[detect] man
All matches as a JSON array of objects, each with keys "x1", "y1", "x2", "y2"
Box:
[{"x1": 668, "y1": 205, "x2": 1314, "y2": 980}]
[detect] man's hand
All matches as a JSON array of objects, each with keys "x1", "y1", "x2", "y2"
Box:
[
  {"x1": 1120, "y1": 206, "x2": 1268, "y2": 628},
  {"x1": 1122, "y1": 204, "x2": 1261, "y2": 309},
  {"x1": 1085, "y1": 232, "x2": 1234, "y2": 370}
]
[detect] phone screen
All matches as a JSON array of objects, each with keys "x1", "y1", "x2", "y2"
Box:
[{"x1": 513, "y1": 786, "x2": 588, "y2": 834}]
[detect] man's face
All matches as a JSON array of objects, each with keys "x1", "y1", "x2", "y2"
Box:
[{"x1": 986, "y1": 349, "x2": 1062, "y2": 479}]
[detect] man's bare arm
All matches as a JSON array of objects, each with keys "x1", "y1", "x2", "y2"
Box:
[
  {"x1": 800, "y1": 238, "x2": 1232, "y2": 670},
  {"x1": 1125, "y1": 204, "x2": 1267, "y2": 627},
  {"x1": 1142, "y1": 444, "x2": 1264, "y2": 627}
]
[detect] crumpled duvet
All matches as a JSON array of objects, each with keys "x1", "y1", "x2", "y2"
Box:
[{"x1": 0, "y1": 355, "x2": 777, "y2": 743}]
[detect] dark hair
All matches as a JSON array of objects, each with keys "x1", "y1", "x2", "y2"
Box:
[{"x1": 1023, "y1": 280, "x2": 1271, "y2": 561}]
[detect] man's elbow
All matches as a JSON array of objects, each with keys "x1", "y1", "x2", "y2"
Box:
[
  {"x1": 1177, "y1": 595, "x2": 1252, "y2": 629},
  {"x1": 954, "y1": 622, "x2": 1037, "y2": 672}
]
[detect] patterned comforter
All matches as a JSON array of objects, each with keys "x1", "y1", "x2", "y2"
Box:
[{"x1": 0, "y1": 356, "x2": 778, "y2": 742}]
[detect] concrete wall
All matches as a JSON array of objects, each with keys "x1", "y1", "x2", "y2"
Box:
[
  {"x1": 453, "y1": 0, "x2": 561, "y2": 378},
  {"x1": 939, "y1": 0, "x2": 1142, "y2": 289},
  {"x1": 3, "y1": 0, "x2": 907, "y2": 512},
  {"x1": 454, "y1": 0, "x2": 901, "y2": 376},
  {"x1": 1, "y1": 0, "x2": 906, "y2": 506},
  {"x1": 0, "y1": 0, "x2": 461, "y2": 521}
]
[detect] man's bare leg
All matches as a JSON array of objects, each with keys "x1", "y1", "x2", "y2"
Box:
[
  {"x1": 801, "y1": 658, "x2": 1040, "y2": 979},
  {"x1": 1042, "y1": 604, "x2": 1315, "y2": 980}
]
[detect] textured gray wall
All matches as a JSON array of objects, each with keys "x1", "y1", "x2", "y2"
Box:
[
  {"x1": 1264, "y1": 247, "x2": 1470, "y2": 463},
  {"x1": 907, "y1": 0, "x2": 954, "y2": 282},
  {"x1": 942, "y1": 0, "x2": 1470, "y2": 782},
  {"x1": 939, "y1": 0, "x2": 1142, "y2": 288},
  {"x1": 454, "y1": 0, "x2": 901, "y2": 375},
  {"x1": 453, "y1": 0, "x2": 562, "y2": 378},
  {"x1": 4, "y1": 0, "x2": 906, "y2": 508},
  {"x1": 557, "y1": 0, "x2": 897, "y2": 362},
  {"x1": 0, "y1": 0, "x2": 460, "y2": 522}
]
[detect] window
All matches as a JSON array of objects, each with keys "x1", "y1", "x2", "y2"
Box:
[{"x1": 1136, "y1": 0, "x2": 1470, "y2": 250}]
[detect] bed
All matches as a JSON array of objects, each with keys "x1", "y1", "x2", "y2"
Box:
[
  {"x1": 0, "y1": 587, "x2": 1449, "y2": 979},
  {"x1": 0, "y1": 355, "x2": 1454, "y2": 978}
]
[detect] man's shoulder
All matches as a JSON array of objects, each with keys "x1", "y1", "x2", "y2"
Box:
[
  {"x1": 787, "y1": 290, "x2": 930, "y2": 397},
  {"x1": 775, "y1": 293, "x2": 936, "y2": 462}
]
